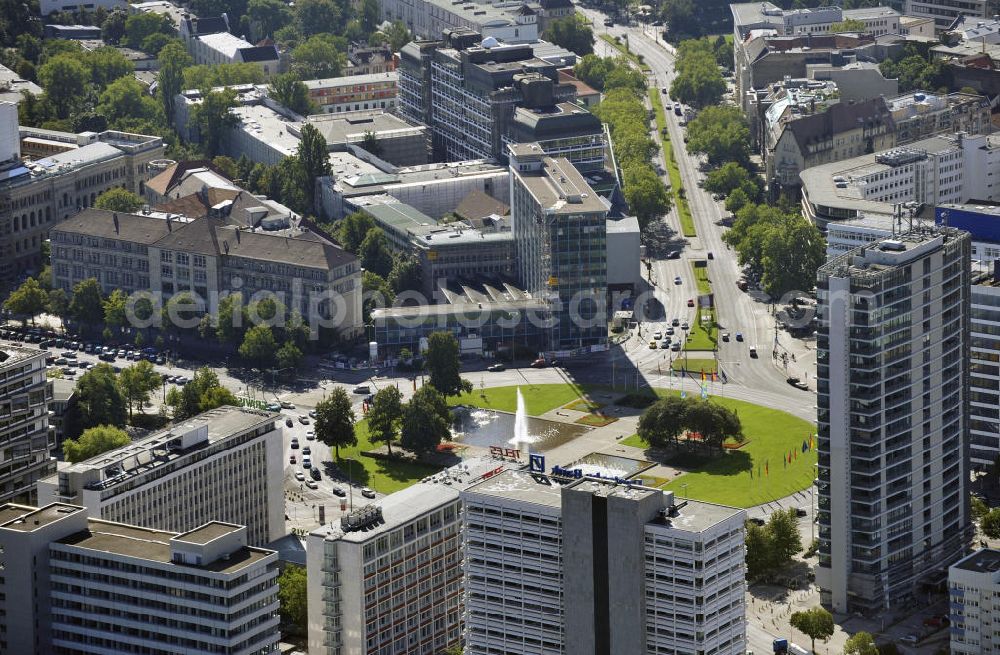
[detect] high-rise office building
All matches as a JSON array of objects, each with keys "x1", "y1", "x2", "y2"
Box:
[
  {"x1": 306, "y1": 458, "x2": 508, "y2": 655},
  {"x1": 509, "y1": 149, "x2": 608, "y2": 351},
  {"x1": 0, "y1": 503, "x2": 280, "y2": 655},
  {"x1": 461, "y1": 468, "x2": 747, "y2": 655},
  {"x1": 36, "y1": 406, "x2": 284, "y2": 546},
  {"x1": 816, "y1": 227, "x2": 972, "y2": 613},
  {"x1": 0, "y1": 345, "x2": 54, "y2": 503}
]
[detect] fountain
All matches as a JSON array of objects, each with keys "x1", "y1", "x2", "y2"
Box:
[
  {"x1": 450, "y1": 387, "x2": 589, "y2": 452},
  {"x1": 512, "y1": 387, "x2": 533, "y2": 450}
]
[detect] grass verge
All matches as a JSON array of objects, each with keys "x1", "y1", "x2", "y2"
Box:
[
  {"x1": 575, "y1": 413, "x2": 619, "y2": 427},
  {"x1": 600, "y1": 34, "x2": 651, "y2": 72},
  {"x1": 623, "y1": 391, "x2": 817, "y2": 507},
  {"x1": 670, "y1": 357, "x2": 717, "y2": 373},
  {"x1": 684, "y1": 307, "x2": 717, "y2": 350},
  {"x1": 449, "y1": 383, "x2": 590, "y2": 416},
  {"x1": 646, "y1": 88, "x2": 696, "y2": 238},
  {"x1": 692, "y1": 262, "x2": 712, "y2": 295},
  {"x1": 336, "y1": 420, "x2": 442, "y2": 494}
]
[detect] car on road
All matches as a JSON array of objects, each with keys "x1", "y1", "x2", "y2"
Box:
[
  {"x1": 310, "y1": 467, "x2": 322, "y2": 481},
  {"x1": 661, "y1": 87, "x2": 668, "y2": 94},
  {"x1": 289, "y1": 454, "x2": 296, "y2": 464},
  {"x1": 361, "y1": 487, "x2": 376, "y2": 498},
  {"x1": 352, "y1": 385, "x2": 371, "y2": 394},
  {"x1": 649, "y1": 340, "x2": 658, "y2": 349},
  {"x1": 653, "y1": 331, "x2": 662, "y2": 340},
  {"x1": 530, "y1": 358, "x2": 547, "y2": 368},
  {"x1": 304, "y1": 479, "x2": 318, "y2": 489},
  {"x1": 923, "y1": 616, "x2": 949, "y2": 628},
  {"x1": 302, "y1": 456, "x2": 311, "y2": 469},
  {"x1": 280, "y1": 401, "x2": 294, "y2": 409},
  {"x1": 294, "y1": 471, "x2": 305, "y2": 482},
  {"x1": 290, "y1": 438, "x2": 299, "y2": 449},
  {"x1": 787, "y1": 377, "x2": 809, "y2": 390},
  {"x1": 671, "y1": 318, "x2": 680, "y2": 327},
  {"x1": 155, "y1": 355, "x2": 166, "y2": 364},
  {"x1": 681, "y1": 322, "x2": 689, "y2": 331},
  {"x1": 62, "y1": 367, "x2": 76, "y2": 376},
  {"x1": 308, "y1": 410, "x2": 317, "y2": 418},
  {"x1": 899, "y1": 635, "x2": 919, "y2": 646},
  {"x1": 673, "y1": 276, "x2": 682, "y2": 285},
  {"x1": 735, "y1": 332, "x2": 744, "y2": 341},
  {"x1": 748, "y1": 517, "x2": 765, "y2": 526},
  {"x1": 707, "y1": 252, "x2": 713, "y2": 260},
  {"x1": 687, "y1": 298, "x2": 695, "y2": 307},
  {"x1": 660, "y1": 340, "x2": 670, "y2": 349},
  {"x1": 666, "y1": 327, "x2": 674, "y2": 336},
  {"x1": 175, "y1": 376, "x2": 189, "y2": 385},
  {"x1": 749, "y1": 345, "x2": 758, "y2": 358},
  {"x1": 673, "y1": 102, "x2": 682, "y2": 116},
  {"x1": 722, "y1": 332, "x2": 730, "y2": 342},
  {"x1": 670, "y1": 342, "x2": 681, "y2": 351},
  {"x1": 302, "y1": 446, "x2": 311, "y2": 456},
  {"x1": 795, "y1": 508, "x2": 808, "y2": 517},
  {"x1": 286, "y1": 418, "x2": 294, "y2": 427},
  {"x1": 487, "y1": 363, "x2": 506, "y2": 372},
  {"x1": 299, "y1": 415, "x2": 310, "y2": 425},
  {"x1": 332, "y1": 486, "x2": 346, "y2": 497},
  {"x1": 603, "y1": 18, "x2": 613, "y2": 26},
  {"x1": 266, "y1": 403, "x2": 281, "y2": 412},
  {"x1": 306, "y1": 431, "x2": 315, "y2": 440}
]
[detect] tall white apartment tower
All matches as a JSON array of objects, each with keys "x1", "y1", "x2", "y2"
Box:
[
  {"x1": 816, "y1": 227, "x2": 973, "y2": 614},
  {"x1": 461, "y1": 468, "x2": 747, "y2": 655}
]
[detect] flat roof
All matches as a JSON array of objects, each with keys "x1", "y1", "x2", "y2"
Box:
[
  {"x1": 197, "y1": 31, "x2": 255, "y2": 59},
  {"x1": 463, "y1": 468, "x2": 566, "y2": 508},
  {"x1": 174, "y1": 521, "x2": 242, "y2": 545},
  {"x1": 58, "y1": 520, "x2": 271, "y2": 574},
  {"x1": 303, "y1": 71, "x2": 398, "y2": 89},
  {"x1": 657, "y1": 498, "x2": 745, "y2": 533},
  {"x1": 0, "y1": 503, "x2": 84, "y2": 531},
  {"x1": 516, "y1": 157, "x2": 607, "y2": 215},
  {"x1": 954, "y1": 548, "x2": 1000, "y2": 573},
  {"x1": 233, "y1": 104, "x2": 300, "y2": 157},
  {"x1": 0, "y1": 344, "x2": 47, "y2": 368},
  {"x1": 305, "y1": 110, "x2": 424, "y2": 145}
]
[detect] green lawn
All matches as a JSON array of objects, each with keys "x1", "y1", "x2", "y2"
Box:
[
  {"x1": 624, "y1": 391, "x2": 817, "y2": 507},
  {"x1": 692, "y1": 262, "x2": 712, "y2": 296},
  {"x1": 671, "y1": 357, "x2": 717, "y2": 373},
  {"x1": 334, "y1": 420, "x2": 442, "y2": 494},
  {"x1": 684, "y1": 308, "x2": 718, "y2": 351},
  {"x1": 449, "y1": 383, "x2": 590, "y2": 415}
]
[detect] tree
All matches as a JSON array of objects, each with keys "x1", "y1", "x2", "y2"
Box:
[
  {"x1": 767, "y1": 508, "x2": 803, "y2": 561},
  {"x1": 63, "y1": 425, "x2": 130, "y2": 463},
  {"x1": 790, "y1": 607, "x2": 835, "y2": 653},
  {"x1": 47, "y1": 288, "x2": 70, "y2": 323},
  {"x1": 830, "y1": 18, "x2": 866, "y2": 32},
  {"x1": 83, "y1": 46, "x2": 134, "y2": 89},
  {"x1": 359, "y1": 228, "x2": 394, "y2": 278},
  {"x1": 981, "y1": 508, "x2": 1000, "y2": 539},
  {"x1": 622, "y1": 164, "x2": 671, "y2": 231},
  {"x1": 637, "y1": 395, "x2": 689, "y2": 449},
  {"x1": 291, "y1": 34, "x2": 346, "y2": 79},
  {"x1": 248, "y1": 0, "x2": 293, "y2": 40},
  {"x1": 669, "y1": 38, "x2": 726, "y2": 107},
  {"x1": 367, "y1": 386, "x2": 403, "y2": 454},
  {"x1": 759, "y1": 217, "x2": 825, "y2": 297},
  {"x1": 972, "y1": 494, "x2": 990, "y2": 521},
  {"x1": 315, "y1": 387, "x2": 356, "y2": 458},
  {"x1": 603, "y1": 65, "x2": 647, "y2": 96},
  {"x1": 685, "y1": 105, "x2": 750, "y2": 167},
  {"x1": 879, "y1": 49, "x2": 946, "y2": 93},
  {"x1": 543, "y1": 13, "x2": 594, "y2": 56},
  {"x1": 725, "y1": 186, "x2": 750, "y2": 214},
  {"x1": 382, "y1": 21, "x2": 410, "y2": 52},
  {"x1": 844, "y1": 632, "x2": 879, "y2": 655},
  {"x1": 388, "y1": 255, "x2": 423, "y2": 294},
  {"x1": 401, "y1": 385, "x2": 451, "y2": 453},
  {"x1": 69, "y1": 278, "x2": 105, "y2": 329},
  {"x1": 271, "y1": 73, "x2": 317, "y2": 116},
  {"x1": 38, "y1": 55, "x2": 87, "y2": 118},
  {"x1": 3, "y1": 277, "x2": 47, "y2": 325},
  {"x1": 71, "y1": 364, "x2": 127, "y2": 433},
  {"x1": 158, "y1": 41, "x2": 193, "y2": 122},
  {"x1": 118, "y1": 360, "x2": 160, "y2": 418},
  {"x1": 298, "y1": 124, "x2": 331, "y2": 212},
  {"x1": 101, "y1": 8, "x2": 127, "y2": 44},
  {"x1": 296, "y1": 0, "x2": 341, "y2": 36},
  {"x1": 183, "y1": 63, "x2": 264, "y2": 92},
  {"x1": 215, "y1": 292, "x2": 246, "y2": 344},
  {"x1": 744, "y1": 520, "x2": 775, "y2": 579},
  {"x1": 141, "y1": 32, "x2": 175, "y2": 57},
  {"x1": 362, "y1": 271, "x2": 394, "y2": 321},
  {"x1": 277, "y1": 565, "x2": 308, "y2": 635},
  {"x1": 684, "y1": 400, "x2": 743, "y2": 450},
  {"x1": 360, "y1": 131, "x2": 381, "y2": 157},
  {"x1": 95, "y1": 187, "x2": 143, "y2": 212},
  {"x1": 166, "y1": 366, "x2": 238, "y2": 420},
  {"x1": 574, "y1": 54, "x2": 615, "y2": 90},
  {"x1": 123, "y1": 12, "x2": 171, "y2": 50},
  {"x1": 98, "y1": 76, "x2": 161, "y2": 124},
  {"x1": 103, "y1": 288, "x2": 129, "y2": 331},
  {"x1": 239, "y1": 325, "x2": 278, "y2": 368},
  {"x1": 703, "y1": 162, "x2": 760, "y2": 199},
  {"x1": 337, "y1": 212, "x2": 376, "y2": 252},
  {"x1": 193, "y1": 89, "x2": 239, "y2": 157},
  {"x1": 275, "y1": 340, "x2": 303, "y2": 371},
  {"x1": 425, "y1": 331, "x2": 472, "y2": 396}
]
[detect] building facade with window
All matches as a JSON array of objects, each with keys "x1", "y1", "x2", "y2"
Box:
[
  {"x1": 0, "y1": 345, "x2": 53, "y2": 504},
  {"x1": 949, "y1": 548, "x2": 1000, "y2": 654},
  {"x1": 35, "y1": 406, "x2": 285, "y2": 547},
  {"x1": 816, "y1": 227, "x2": 972, "y2": 613},
  {"x1": 304, "y1": 73, "x2": 399, "y2": 114},
  {"x1": 461, "y1": 468, "x2": 746, "y2": 655},
  {"x1": 0, "y1": 503, "x2": 280, "y2": 655}
]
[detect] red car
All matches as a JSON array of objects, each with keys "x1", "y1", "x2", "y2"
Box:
[
  {"x1": 531, "y1": 358, "x2": 547, "y2": 368},
  {"x1": 687, "y1": 298, "x2": 695, "y2": 307}
]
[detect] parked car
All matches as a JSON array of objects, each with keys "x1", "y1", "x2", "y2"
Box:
[
  {"x1": 280, "y1": 401, "x2": 294, "y2": 409},
  {"x1": 332, "y1": 486, "x2": 347, "y2": 497},
  {"x1": 487, "y1": 363, "x2": 506, "y2": 372},
  {"x1": 899, "y1": 635, "x2": 919, "y2": 646},
  {"x1": 795, "y1": 508, "x2": 808, "y2": 517},
  {"x1": 299, "y1": 415, "x2": 310, "y2": 425},
  {"x1": 294, "y1": 471, "x2": 305, "y2": 481},
  {"x1": 352, "y1": 385, "x2": 370, "y2": 394},
  {"x1": 304, "y1": 479, "x2": 318, "y2": 489},
  {"x1": 530, "y1": 358, "x2": 547, "y2": 368},
  {"x1": 310, "y1": 467, "x2": 322, "y2": 481},
  {"x1": 361, "y1": 487, "x2": 376, "y2": 498}
]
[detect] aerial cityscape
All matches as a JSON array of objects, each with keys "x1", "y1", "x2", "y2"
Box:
[{"x1": 0, "y1": 0, "x2": 998, "y2": 652}]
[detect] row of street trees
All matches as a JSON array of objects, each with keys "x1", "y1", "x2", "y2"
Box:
[
  {"x1": 578, "y1": 54, "x2": 671, "y2": 230},
  {"x1": 669, "y1": 38, "x2": 727, "y2": 108}
]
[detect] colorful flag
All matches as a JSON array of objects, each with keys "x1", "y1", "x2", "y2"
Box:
[
  {"x1": 802, "y1": 439, "x2": 809, "y2": 452},
  {"x1": 680, "y1": 388, "x2": 686, "y2": 399},
  {"x1": 749, "y1": 466, "x2": 753, "y2": 479},
  {"x1": 783, "y1": 456, "x2": 787, "y2": 469},
  {"x1": 793, "y1": 448, "x2": 797, "y2": 460},
  {"x1": 701, "y1": 369, "x2": 705, "y2": 381},
  {"x1": 700, "y1": 384, "x2": 708, "y2": 400},
  {"x1": 765, "y1": 461, "x2": 769, "y2": 476}
]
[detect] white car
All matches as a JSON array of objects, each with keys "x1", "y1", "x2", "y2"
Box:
[
  {"x1": 361, "y1": 487, "x2": 376, "y2": 498},
  {"x1": 305, "y1": 479, "x2": 318, "y2": 489},
  {"x1": 294, "y1": 471, "x2": 305, "y2": 481},
  {"x1": 306, "y1": 431, "x2": 315, "y2": 440}
]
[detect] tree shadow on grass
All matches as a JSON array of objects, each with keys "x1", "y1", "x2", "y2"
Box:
[{"x1": 641, "y1": 446, "x2": 752, "y2": 475}]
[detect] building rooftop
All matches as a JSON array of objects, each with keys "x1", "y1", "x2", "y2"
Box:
[
  {"x1": 302, "y1": 71, "x2": 398, "y2": 90},
  {"x1": 304, "y1": 110, "x2": 425, "y2": 146},
  {"x1": 195, "y1": 31, "x2": 253, "y2": 60},
  {"x1": 463, "y1": 467, "x2": 567, "y2": 508},
  {"x1": 953, "y1": 548, "x2": 1000, "y2": 574},
  {"x1": 233, "y1": 104, "x2": 301, "y2": 158},
  {"x1": 0, "y1": 62, "x2": 42, "y2": 103},
  {"x1": 174, "y1": 521, "x2": 242, "y2": 545},
  {"x1": 311, "y1": 458, "x2": 506, "y2": 543},
  {"x1": 655, "y1": 498, "x2": 746, "y2": 533},
  {"x1": 820, "y1": 227, "x2": 966, "y2": 278},
  {"x1": 516, "y1": 156, "x2": 607, "y2": 214},
  {"x1": 57, "y1": 520, "x2": 271, "y2": 574},
  {"x1": 0, "y1": 344, "x2": 47, "y2": 367},
  {"x1": 0, "y1": 503, "x2": 84, "y2": 531}
]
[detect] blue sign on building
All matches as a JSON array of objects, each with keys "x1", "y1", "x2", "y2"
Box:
[
  {"x1": 936, "y1": 205, "x2": 1000, "y2": 243},
  {"x1": 529, "y1": 454, "x2": 546, "y2": 473}
]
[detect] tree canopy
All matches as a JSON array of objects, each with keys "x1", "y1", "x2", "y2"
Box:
[
  {"x1": 3, "y1": 277, "x2": 47, "y2": 324},
  {"x1": 367, "y1": 386, "x2": 403, "y2": 454},
  {"x1": 790, "y1": 607, "x2": 835, "y2": 653},
  {"x1": 745, "y1": 508, "x2": 802, "y2": 579},
  {"x1": 543, "y1": 13, "x2": 594, "y2": 57},
  {"x1": 63, "y1": 425, "x2": 131, "y2": 463},
  {"x1": 277, "y1": 565, "x2": 308, "y2": 635},
  {"x1": 685, "y1": 105, "x2": 750, "y2": 167},
  {"x1": 425, "y1": 332, "x2": 472, "y2": 396},
  {"x1": 94, "y1": 187, "x2": 143, "y2": 212},
  {"x1": 71, "y1": 363, "x2": 127, "y2": 435},
  {"x1": 316, "y1": 387, "x2": 356, "y2": 458},
  {"x1": 400, "y1": 385, "x2": 451, "y2": 453},
  {"x1": 637, "y1": 396, "x2": 743, "y2": 451},
  {"x1": 669, "y1": 38, "x2": 726, "y2": 107}
]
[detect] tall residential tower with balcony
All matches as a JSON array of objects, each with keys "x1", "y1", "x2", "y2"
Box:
[
  {"x1": 815, "y1": 227, "x2": 972, "y2": 613},
  {"x1": 0, "y1": 345, "x2": 53, "y2": 503}
]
